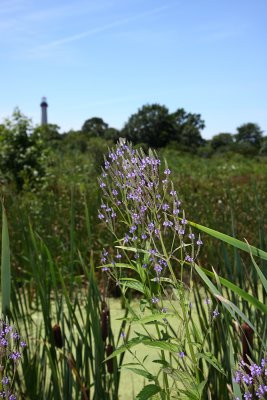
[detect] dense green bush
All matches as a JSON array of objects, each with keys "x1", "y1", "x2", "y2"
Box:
[{"x1": 0, "y1": 109, "x2": 47, "y2": 190}]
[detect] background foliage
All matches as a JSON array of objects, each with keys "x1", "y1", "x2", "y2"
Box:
[{"x1": 0, "y1": 106, "x2": 266, "y2": 399}]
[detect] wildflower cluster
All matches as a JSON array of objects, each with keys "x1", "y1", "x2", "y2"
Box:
[
  {"x1": 0, "y1": 319, "x2": 26, "y2": 399},
  {"x1": 234, "y1": 357, "x2": 267, "y2": 399},
  {"x1": 98, "y1": 139, "x2": 202, "y2": 282},
  {"x1": 204, "y1": 298, "x2": 220, "y2": 324},
  {"x1": 97, "y1": 140, "x2": 216, "y2": 397}
]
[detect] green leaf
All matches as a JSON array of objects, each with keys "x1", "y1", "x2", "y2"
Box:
[
  {"x1": 116, "y1": 245, "x2": 147, "y2": 254},
  {"x1": 97, "y1": 262, "x2": 137, "y2": 271},
  {"x1": 200, "y1": 266, "x2": 267, "y2": 314},
  {"x1": 196, "y1": 352, "x2": 226, "y2": 375},
  {"x1": 1, "y1": 204, "x2": 11, "y2": 315},
  {"x1": 152, "y1": 359, "x2": 169, "y2": 366},
  {"x1": 136, "y1": 384, "x2": 161, "y2": 399},
  {"x1": 125, "y1": 367, "x2": 154, "y2": 381},
  {"x1": 150, "y1": 277, "x2": 173, "y2": 284},
  {"x1": 105, "y1": 336, "x2": 145, "y2": 361},
  {"x1": 196, "y1": 380, "x2": 207, "y2": 397},
  {"x1": 245, "y1": 239, "x2": 267, "y2": 295},
  {"x1": 120, "y1": 278, "x2": 145, "y2": 293},
  {"x1": 195, "y1": 264, "x2": 259, "y2": 334},
  {"x1": 163, "y1": 368, "x2": 192, "y2": 383},
  {"x1": 131, "y1": 313, "x2": 175, "y2": 325},
  {"x1": 188, "y1": 220, "x2": 267, "y2": 261},
  {"x1": 144, "y1": 340, "x2": 178, "y2": 352}
]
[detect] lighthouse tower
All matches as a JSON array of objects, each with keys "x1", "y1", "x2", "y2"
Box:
[{"x1": 40, "y1": 97, "x2": 48, "y2": 125}]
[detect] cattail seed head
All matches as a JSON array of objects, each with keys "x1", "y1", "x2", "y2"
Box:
[
  {"x1": 106, "y1": 344, "x2": 114, "y2": 374},
  {"x1": 52, "y1": 324, "x2": 63, "y2": 349},
  {"x1": 241, "y1": 322, "x2": 254, "y2": 372},
  {"x1": 101, "y1": 308, "x2": 110, "y2": 342}
]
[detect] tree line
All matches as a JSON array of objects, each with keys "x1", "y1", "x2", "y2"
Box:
[
  {"x1": 0, "y1": 104, "x2": 266, "y2": 190},
  {"x1": 78, "y1": 103, "x2": 266, "y2": 155}
]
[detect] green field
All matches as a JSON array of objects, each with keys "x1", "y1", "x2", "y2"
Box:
[{"x1": 1, "y1": 141, "x2": 267, "y2": 399}]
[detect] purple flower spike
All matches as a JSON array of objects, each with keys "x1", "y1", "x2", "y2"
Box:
[
  {"x1": 154, "y1": 264, "x2": 163, "y2": 274},
  {"x1": 1, "y1": 376, "x2": 9, "y2": 385},
  {"x1": 185, "y1": 255, "x2": 193, "y2": 263},
  {"x1": 151, "y1": 296, "x2": 159, "y2": 304},
  {"x1": 9, "y1": 351, "x2": 21, "y2": 361}
]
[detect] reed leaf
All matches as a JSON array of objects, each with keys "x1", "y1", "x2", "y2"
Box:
[
  {"x1": 198, "y1": 266, "x2": 267, "y2": 314},
  {"x1": 188, "y1": 220, "x2": 267, "y2": 261},
  {"x1": 1, "y1": 203, "x2": 11, "y2": 315}
]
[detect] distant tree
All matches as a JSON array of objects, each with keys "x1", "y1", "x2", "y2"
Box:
[
  {"x1": 235, "y1": 123, "x2": 263, "y2": 148},
  {"x1": 0, "y1": 108, "x2": 46, "y2": 189},
  {"x1": 122, "y1": 104, "x2": 205, "y2": 149},
  {"x1": 210, "y1": 133, "x2": 234, "y2": 150},
  {"x1": 61, "y1": 129, "x2": 88, "y2": 153},
  {"x1": 33, "y1": 124, "x2": 61, "y2": 143},
  {"x1": 82, "y1": 117, "x2": 108, "y2": 137},
  {"x1": 171, "y1": 108, "x2": 205, "y2": 149},
  {"x1": 104, "y1": 127, "x2": 120, "y2": 142},
  {"x1": 122, "y1": 104, "x2": 174, "y2": 148},
  {"x1": 259, "y1": 136, "x2": 267, "y2": 156}
]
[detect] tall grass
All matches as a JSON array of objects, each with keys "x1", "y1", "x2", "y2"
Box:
[
  {"x1": 1, "y1": 197, "x2": 125, "y2": 399},
  {"x1": 0, "y1": 145, "x2": 267, "y2": 399}
]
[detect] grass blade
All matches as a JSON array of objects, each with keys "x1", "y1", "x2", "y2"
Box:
[
  {"x1": 188, "y1": 220, "x2": 267, "y2": 261},
  {"x1": 1, "y1": 203, "x2": 11, "y2": 315}
]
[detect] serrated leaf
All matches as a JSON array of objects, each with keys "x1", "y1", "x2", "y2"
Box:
[
  {"x1": 98, "y1": 262, "x2": 137, "y2": 271},
  {"x1": 144, "y1": 340, "x2": 178, "y2": 352},
  {"x1": 163, "y1": 368, "x2": 194, "y2": 386},
  {"x1": 116, "y1": 245, "x2": 147, "y2": 254},
  {"x1": 120, "y1": 279, "x2": 145, "y2": 293},
  {"x1": 104, "y1": 336, "x2": 144, "y2": 361},
  {"x1": 131, "y1": 313, "x2": 175, "y2": 325},
  {"x1": 125, "y1": 367, "x2": 154, "y2": 381},
  {"x1": 135, "y1": 384, "x2": 161, "y2": 400},
  {"x1": 196, "y1": 352, "x2": 226, "y2": 375},
  {"x1": 150, "y1": 277, "x2": 173, "y2": 284},
  {"x1": 152, "y1": 359, "x2": 169, "y2": 366}
]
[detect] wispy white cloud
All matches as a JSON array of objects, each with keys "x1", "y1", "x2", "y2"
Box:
[
  {"x1": 28, "y1": 4, "x2": 170, "y2": 51},
  {"x1": 1, "y1": 1, "x2": 174, "y2": 61},
  {"x1": 22, "y1": 1, "x2": 108, "y2": 23},
  {"x1": 0, "y1": 1, "x2": 118, "y2": 42}
]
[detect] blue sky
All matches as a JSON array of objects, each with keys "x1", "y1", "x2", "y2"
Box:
[{"x1": 1, "y1": 0, "x2": 266, "y2": 139}]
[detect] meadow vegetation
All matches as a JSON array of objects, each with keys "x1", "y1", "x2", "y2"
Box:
[{"x1": 0, "y1": 109, "x2": 267, "y2": 399}]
